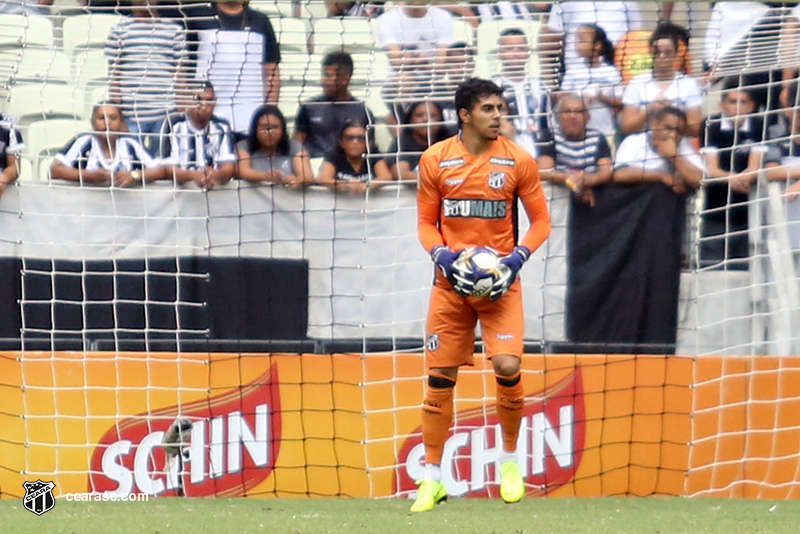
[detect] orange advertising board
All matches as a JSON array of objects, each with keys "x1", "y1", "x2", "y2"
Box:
[{"x1": 1, "y1": 352, "x2": 799, "y2": 499}]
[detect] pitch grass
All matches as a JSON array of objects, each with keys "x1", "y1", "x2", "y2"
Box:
[{"x1": 1, "y1": 497, "x2": 798, "y2": 534}]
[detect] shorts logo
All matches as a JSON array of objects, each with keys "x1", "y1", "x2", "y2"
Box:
[
  {"x1": 489, "y1": 157, "x2": 515, "y2": 167},
  {"x1": 22, "y1": 480, "x2": 56, "y2": 515},
  {"x1": 488, "y1": 172, "x2": 506, "y2": 189},
  {"x1": 426, "y1": 334, "x2": 439, "y2": 351},
  {"x1": 496, "y1": 333, "x2": 514, "y2": 340},
  {"x1": 439, "y1": 157, "x2": 465, "y2": 168}
]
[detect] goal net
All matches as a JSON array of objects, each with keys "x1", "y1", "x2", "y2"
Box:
[{"x1": 1, "y1": 0, "x2": 800, "y2": 502}]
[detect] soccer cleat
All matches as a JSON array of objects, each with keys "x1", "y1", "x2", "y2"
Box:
[
  {"x1": 499, "y1": 461, "x2": 525, "y2": 504},
  {"x1": 410, "y1": 480, "x2": 447, "y2": 512}
]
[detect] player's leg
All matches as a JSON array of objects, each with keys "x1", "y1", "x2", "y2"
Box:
[
  {"x1": 478, "y1": 282, "x2": 526, "y2": 503},
  {"x1": 411, "y1": 285, "x2": 477, "y2": 512}
]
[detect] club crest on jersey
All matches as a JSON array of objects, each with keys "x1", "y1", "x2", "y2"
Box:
[
  {"x1": 426, "y1": 334, "x2": 439, "y2": 351},
  {"x1": 489, "y1": 157, "x2": 515, "y2": 167},
  {"x1": 488, "y1": 172, "x2": 506, "y2": 189},
  {"x1": 439, "y1": 157, "x2": 465, "y2": 168}
]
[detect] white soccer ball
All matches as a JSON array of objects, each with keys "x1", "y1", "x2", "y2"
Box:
[{"x1": 453, "y1": 247, "x2": 503, "y2": 298}]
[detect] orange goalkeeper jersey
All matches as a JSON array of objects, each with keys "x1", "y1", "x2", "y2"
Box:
[{"x1": 417, "y1": 134, "x2": 545, "y2": 257}]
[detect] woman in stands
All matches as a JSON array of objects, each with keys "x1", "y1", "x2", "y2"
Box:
[
  {"x1": 387, "y1": 100, "x2": 450, "y2": 182},
  {"x1": 560, "y1": 24, "x2": 623, "y2": 137},
  {"x1": 50, "y1": 103, "x2": 163, "y2": 186},
  {"x1": 316, "y1": 119, "x2": 392, "y2": 193},
  {"x1": 236, "y1": 105, "x2": 312, "y2": 186}
]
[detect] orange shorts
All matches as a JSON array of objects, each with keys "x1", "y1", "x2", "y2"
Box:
[{"x1": 424, "y1": 281, "x2": 524, "y2": 368}]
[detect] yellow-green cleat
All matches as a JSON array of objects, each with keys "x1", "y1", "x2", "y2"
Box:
[
  {"x1": 410, "y1": 480, "x2": 447, "y2": 512},
  {"x1": 499, "y1": 461, "x2": 525, "y2": 504}
]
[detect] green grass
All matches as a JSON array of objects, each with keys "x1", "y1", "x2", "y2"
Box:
[{"x1": 1, "y1": 497, "x2": 798, "y2": 534}]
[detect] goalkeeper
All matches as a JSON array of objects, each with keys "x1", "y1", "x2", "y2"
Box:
[{"x1": 412, "y1": 78, "x2": 550, "y2": 512}]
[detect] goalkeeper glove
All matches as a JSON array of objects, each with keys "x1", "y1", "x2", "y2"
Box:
[
  {"x1": 431, "y1": 245, "x2": 473, "y2": 297},
  {"x1": 490, "y1": 246, "x2": 531, "y2": 301}
]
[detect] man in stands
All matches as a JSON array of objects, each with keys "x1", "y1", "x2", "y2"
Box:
[
  {"x1": 158, "y1": 82, "x2": 237, "y2": 189},
  {"x1": 294, "y1": 52, "x2": 373, "y2": 158}
]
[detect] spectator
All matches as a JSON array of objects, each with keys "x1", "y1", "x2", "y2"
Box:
[
  {"x1": 237, "y1": 105, "x2": 312, "y2": 186},
  {"x1": 445, "y1": 2, "x2": 535, "y2": 26},
  {"x1": 493, "y1": 28, "x2": 550, "y2": 157},
  {"x1": 567, "y1": 106, "x2": 703, "y2": 346},
  {"x1": 620, "y1": 24, "x2": 702, "y2": 137},
  {"x1": 317, "y1": 120, "x2": 392, "y2": 193},
  {"x1": 326, "y1": 1, "x2": 383, "y2": 17},
  {"x1": 51, "y1": 103, "x2": 163, "y2": 186},
  {"x1": 544, "y1": 1, "x2": 643, "y2": 73},
  {"x1": 0, "y1": 0, "x2": 51, "y2": 15},
  {"x1": 105, "y1": 0, "x2": 186, "y2": 154},
  {"x1": 294, "y1": 52, "x2": 373, "y2": 158},
  {"x1": 387, "y1": 101, "x2": 449, "y2": 182},
  {"x1": 158, "y1": 82, "x2": 237, "y2": 189},
  {"x1": 560, "y1": 23, "x2": 623, "y2": 137},
  {"x1": 703, "y1": 2, "x2": 798, "y2": 114},
  {"x1": 376, "y1": 1, "x2": 453, "y2": 100},
  {"x1": 187, "y1": 0, "x2": 281, "y2": 134},
  {"x1": 764, "y1": 83, "x2": 800, "y2": 200},
  {"x1": 537, "y1": 93, "x2": 613, "y2": 207},
  {"x1": 0, "y1": 114, "x2": 23, "y2": 199},
  {"x1": 700, "y1": 80, "x2": 766, "y2": 268}
]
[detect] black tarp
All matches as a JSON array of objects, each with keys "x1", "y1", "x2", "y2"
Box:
[
  {"x1": 0, "y1": 257, "x2": 309, "y2": 343},
  {"x1": 566, "y1": 183, "x2": 686, "y2": 348}
]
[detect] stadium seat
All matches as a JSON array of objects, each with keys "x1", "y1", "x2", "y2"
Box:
[
  {"x1": 350, "y1": 52, "x2": 390, "y2": 86},
  {"x1": 38, "y1": 156, "x2": 54, "y2": 182},
  {"x1": 81, "y1": 84, "x2": 110, "y2": 120},
  {"x1": 23, "y1": 119, "x2": 84, "y2": 179},
  {"x1": 0, "y1": 48, "x2": 72, "y2": 85},
  {"x1": 6, "y1": 83, "x2": 85, "y2": 125},
  {"x1": 250, "y1": 0, "x2": 295, "y2": 18},
  {"x1": 281, "y1": 52, "x2": 318, "y2": 86},
  {"x1": 351, "y1": 85, "x2": 390, "y2": 122},
  {"x1": 71, "y1": 48, "x2": 109, "y2": 85},
  {"x1": 476, "y1": 19, "x2": 541, "y2": 56},
  {"x1": 272, "y1": 17, "x2": 310, "y2": 54},
  {"x1": 311, "y1": 18, "x2": 375, "y2": 54},
  {"x1": 278, "y1": 83, "x2": 321, "y2": 123},
  {"x1": 309, "y1": 156, "x2": 323, "y2": 176},
  {"x1": 451, "y1": 18, "x2": 476, "y2": 47},
  {"x1": 296, "y1": 0, "x2": 329, "y2": 19},
  {"x1": 62, "y1": 14, "x2": 123, "y2": 55},
  {"x1": 0, "y1": 14, "x2": 54, "y2": 48}
]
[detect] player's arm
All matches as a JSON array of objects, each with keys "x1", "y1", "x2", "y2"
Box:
[
  {"x1": 490, "y1": 156, "x2": 551, "y2": 300},
  {"x1": 417, "y1": 151, "x2": 471, "y2": 296}
]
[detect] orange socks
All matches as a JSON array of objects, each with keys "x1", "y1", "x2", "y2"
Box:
[
  {"x1": 495, "y1": 371, "x2": 524, "y2": 452},
  {"x1": 422, "y1": 372, "x2": 455, "y2": 465}
]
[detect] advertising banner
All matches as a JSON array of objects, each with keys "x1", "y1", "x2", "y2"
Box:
[{"x1": 1, "y1": 352, "x2": 798, "y2": 499}]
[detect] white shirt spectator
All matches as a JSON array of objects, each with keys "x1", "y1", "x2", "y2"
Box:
[
  {"x1": 622, "y1": 72, "x2": 702, "y2": 116},
  {"x1": 159, "y1": 114, "x2": 237, "y2": 170},
  {"x1": 614, "y1": 131, "x2": 704, "y2": 173},
  {"x1": 474, "y1": 2, "x2": 532, "y2": 23},
  {"x1": 376, "y1": 6, "x2": 453, "y2": 78},
  {"x1": 703, "y1": 2, "x2": 771, "y2": 71},
  {"x1": 561, "y1": 62, "x2": 623, "y2": 136},
  {"x1": 547, "y1": 1, "x2": 643, "y2": 71},
  {"x1": 55, "y1": 135, "x2": 156, "y2": 173}
]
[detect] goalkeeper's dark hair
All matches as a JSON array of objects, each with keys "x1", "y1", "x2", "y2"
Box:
[
  {"x1": 322, "y1": 51, "x2": 354, "y2": 77},
  {"x1": 246, "y1": 105, "x2": 290, "y2": 156},
  {"x1": 454, "y1": 78, "x2": 504, "y2": 128}
]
